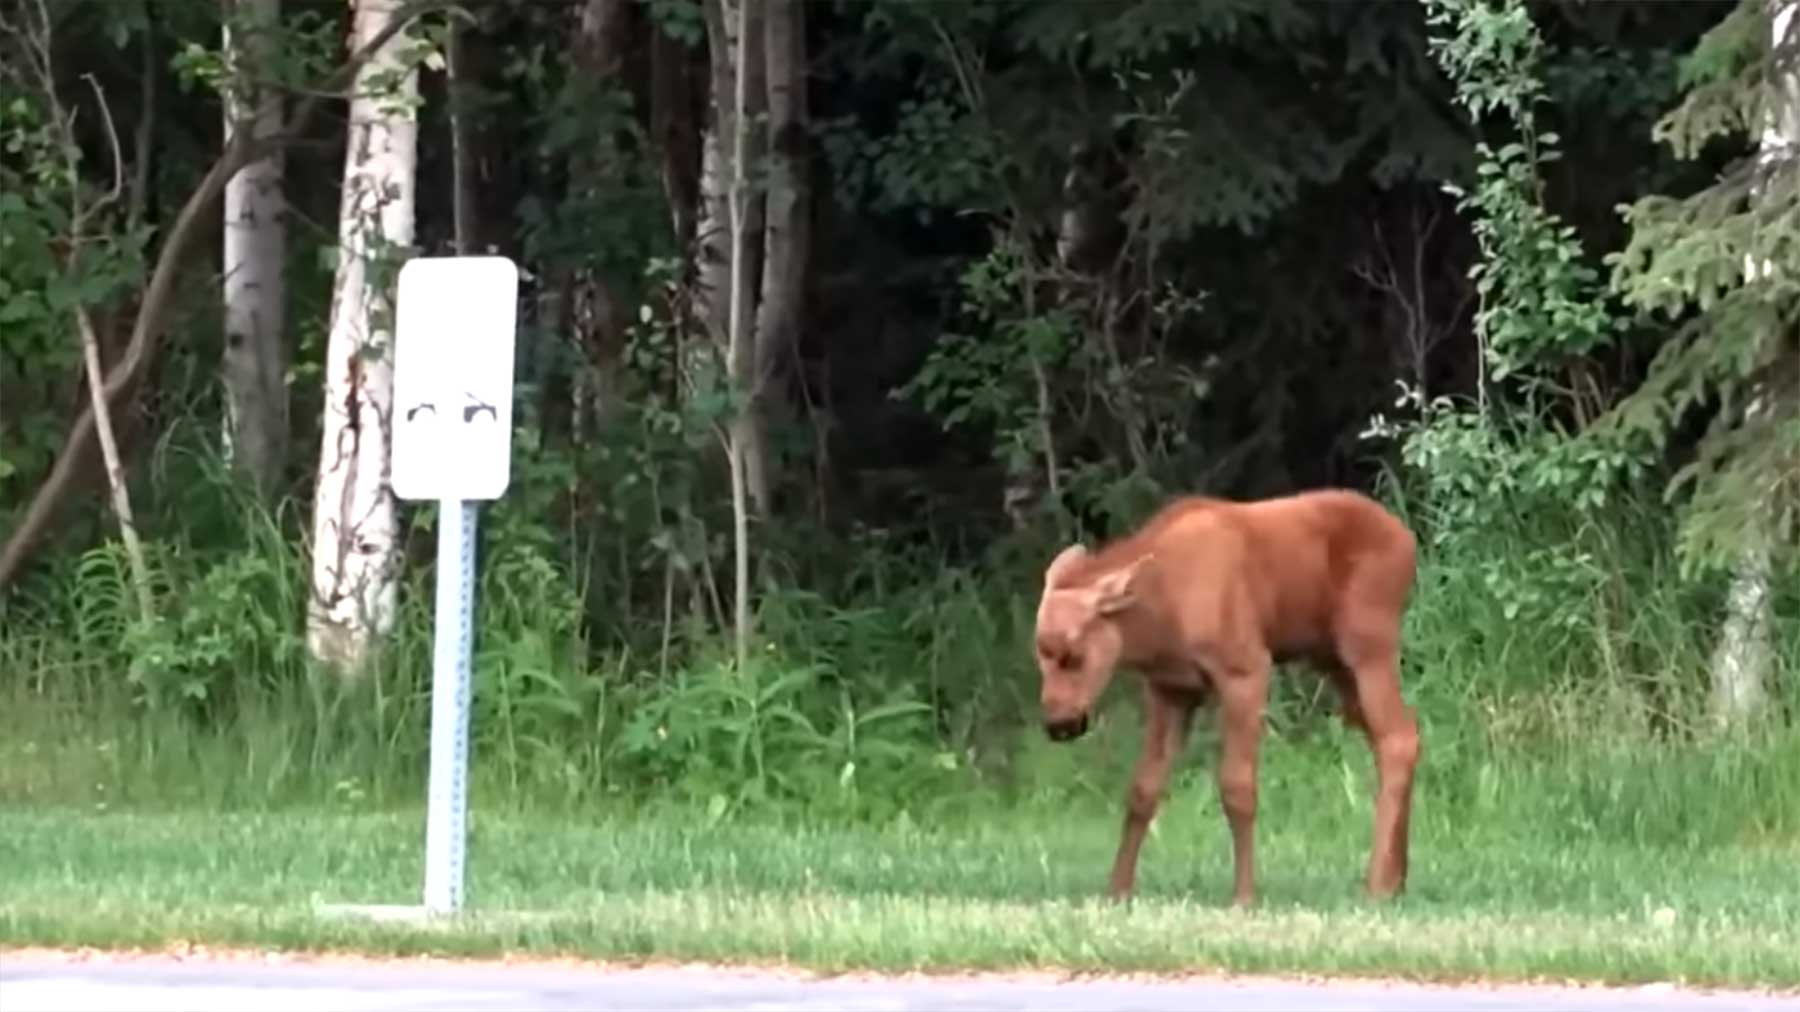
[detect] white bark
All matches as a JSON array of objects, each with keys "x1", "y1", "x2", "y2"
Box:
[
  {"x1": 306, "y1": 0, "x2": 419, "y2": 675},
  {"x1": 751, "y1": 0, "x2": 805, "y2": 518},
  {"x1": 699, "y1": 0, "x2": 765, "y2": 365},
  {"x1": 726, "y1": 0, "x2": 763, "y2": 671},
  {"x1": 1707, "y1": 0, "x2": 1795, "y2": 730},
  {"x1": 80, "y1": 303, "x2": 153, "y2": 624},
  {"x1": 221, "y1": 0, "x2": 288, "y2": 500},
  {"x1": 700, "y1": 0, "x2": 765, "y2": 669},
  {"x1": 1708, "y1": 457, "x2": 1774, "y2": 728},
  {"x1": 697, "y1": 0, "x2": 734, "y2": 355}
]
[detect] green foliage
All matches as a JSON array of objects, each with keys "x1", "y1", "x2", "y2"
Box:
[
  {"x1": 822, "y1": 0, "x2": 1435, "y2": 239},
  {"x1": 510, "y1": 29, "x2": 670, "y2": 282},
  {"x1": 25, "y1": 449, "x2": 309, "y2": 712},
  {"x1": 1424, "y1": 0, "x2": 1619, "y2": 386},
  {"x1": 169, "y1": 1, "x2": 343, "y2": 106},
  {"x1": 610, "y1": 656, "x2": 944, "y2": 822},
  {"x1": 1650, "y1": 0, "x2": 1781, "y2": 161},
  {"x1": 119, "y1": 543, "x2": 307, "y2": 710},
  {"x1": 1387, "y1": 481, "x2": 1782, "y2": 725},
  {"x1": 1353, "y1": 0, "x2": 1698, "y2": 651},
  {"x1": 0, "y1": 379, "x2": 988, "y2": 815},
  {"x1": 1598, "y1": 0, "x2": 1799, "y2": 572},
  {"x1": 4, "y1": 0, "x2": 1793, "y2": 867},
  {"x1": 0, "y1": 88, "x2": 147, "y2": 510},
  {"x1": 819, "y1": 76, "x2": 998, "y2": 218},
  {"x1": 1130, "y1": 71, "x2": 1347, "y2": 239},
  {"x1": 642, "y1": 0, "x2": 705, "y2": 49},
  {"x1": 1367, "y1": 0, "x2": 1639, "y2": 573},
  {"x1": 7, "y1": 421, "x2": 1796, "y2": 820},
  {"x1": 898, "y1": 239, "x2": 1076, "y2": 477}
]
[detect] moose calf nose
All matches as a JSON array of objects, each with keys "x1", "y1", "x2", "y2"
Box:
[{"x1": 1044, "y1": 713, "x2": 1090, "y2": 742}]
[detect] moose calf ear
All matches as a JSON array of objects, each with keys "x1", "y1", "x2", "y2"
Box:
[
  {"x1": 1094, "y1": 553, "x2": 1152, "y2": 615},
  {"x1": 1044, "y1": 544, "x2": 1088, "y2": 587}
]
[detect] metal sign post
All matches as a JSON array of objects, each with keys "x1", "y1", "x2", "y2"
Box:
[
  {"x1": 391, "y1": 255, "x2": 519, "y2": 917},
  {"x1": 422, "y1": 497, "x2": 478, "y2": 913}
]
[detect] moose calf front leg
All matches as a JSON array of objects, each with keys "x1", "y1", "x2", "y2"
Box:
[{"x1": 1108, "y1": 685, "x2": 1193, "y2": 901}]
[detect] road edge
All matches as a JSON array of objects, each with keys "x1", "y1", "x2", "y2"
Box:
[{"x1": 5, "y1": 944, "x2": 1797, "y2": 1000}]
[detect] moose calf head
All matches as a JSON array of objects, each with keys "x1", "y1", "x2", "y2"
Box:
[{"x1": 1033, "y1": 544, "x2": 1152, "y2": 742}]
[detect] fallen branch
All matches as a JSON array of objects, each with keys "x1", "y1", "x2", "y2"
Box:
[
  {"x1": 70, "y1": 73, "x2": 156, "y2": 622},
  {"x1": 77, "y1": 302, "x2": 154, "y2": 621}
]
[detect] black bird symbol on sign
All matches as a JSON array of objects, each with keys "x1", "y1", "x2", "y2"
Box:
[
  {"x1": 463, "y1": 394, "x2": 497, "y2": 423},
  {"x1": 405, "y1": 402, "x2": 437, "y2": 421}
]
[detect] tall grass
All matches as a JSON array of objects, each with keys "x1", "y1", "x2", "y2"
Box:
[{"x1": 2, "y1": 436, "x2": 1797, "y2": 858}]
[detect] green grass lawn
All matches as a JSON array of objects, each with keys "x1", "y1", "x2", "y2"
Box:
[
  {"x1": 4, "y1": 790, "x2": 1797, "y2": 988},
  {"x1": 6, "y1": 477, "x2": 1800, "y2": 988},
  {"x1": 6, "y1": 654, "x2": 1799, "y2": 989}
]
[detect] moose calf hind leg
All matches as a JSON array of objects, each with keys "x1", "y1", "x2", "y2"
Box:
[
  {"x1": 1350, "y1": 656, "x2": 1418, "y2": 900},
  {"x1": 1214, "y1": 664, "x2": 1269, "y2": 907}
]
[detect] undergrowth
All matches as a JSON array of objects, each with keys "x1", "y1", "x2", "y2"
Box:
[{"x1": 1, "y1": 435, "x2": 1797, "y2": 855}]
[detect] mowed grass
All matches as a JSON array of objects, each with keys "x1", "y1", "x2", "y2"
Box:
[{"x1": 4, "y1": 733, "x2": 1799, "y2": 990}]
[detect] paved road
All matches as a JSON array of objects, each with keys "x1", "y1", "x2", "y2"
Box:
[{"x1": 2, "y1": 952, "x2": 1794, "y2": 1011}]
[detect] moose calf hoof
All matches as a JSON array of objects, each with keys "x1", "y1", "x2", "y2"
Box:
[
  {"x1": 1365, "y1": 882, "x2": 1405, "y2": 902},
  {"x1": 1365, "y1": 865, "x2": 1407, "y2": 900}
]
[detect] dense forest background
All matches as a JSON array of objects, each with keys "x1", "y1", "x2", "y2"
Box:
[{"x1": 1, "y1": 0, "x2": 1795, "y2": 824}]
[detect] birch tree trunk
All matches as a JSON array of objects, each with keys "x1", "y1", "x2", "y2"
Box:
[
  {"x1": 306, "y1": 0, "x2": 420, "y2": 675},
  {"x1": 1707, "y1": 0, "x2": 1796, "y2": 731},
  {"x1": 220, "y1": 0, "x2": 288, "y2": 502},
  {"x1": 1708, "y1": 430, "x2": 1774, "y2": 729},
  {"x1": 696, "y1": 0, "x2": 734, "y2": 358},
  {"x1": 750, "y1": 0, "x2": 806, "y2": 519},
  {"x1": 698, "y1": 0, "x2": 765, "y2": 367},
  {"x1": 699, "y1": 0, "x2": 765, "y2": 668},
  {"x1": 729, "y1": 0, "x2": 765, "y2": 669}
]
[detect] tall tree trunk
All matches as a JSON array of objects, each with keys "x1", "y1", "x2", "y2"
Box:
[
  {"x1": 750, "y1": 0, "x2": 806, "y2": 519},
  {"x1": 1055, "y1": 140, "x2": 1149, "y2": 481},
  {"x1": 578, "y1": 0, "x2": 630, "y2": 79},
  {"x1": 128, "y1": 0, "x2": 158, "y2": 232},
  {"x1": 1707, "y1": 0, "x2": 1796, "y2": 731},
  {"x1": 446, "y1": 9, "x2": 477, "y2": 256},
  {"x1": 571, "y1": 0, "x2": 634, "y2": 426},
  {"x1": 1708, "y1": 438, "x2": 1774, "y2": 728},
  {"x1": 306, "y1": 0, "x2": 420, "y2": 676},
  {"x1": 698, "y1": 0, "x2": 766, "y2": 366},
  {"x1": 644, "y1": 8, "x2": 706, "y2": 633},
  {"x1": 220, "y1": 0, "x2": 289, "y2": 502},
  {"x1": 651, "y1": 18, "x2": 700, "y2": 258},
  {"x1": 699, "y1": 0, "x2": 765, "y2": 669}
]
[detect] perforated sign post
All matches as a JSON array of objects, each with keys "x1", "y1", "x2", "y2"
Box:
[{"x1": 391, "y1": 255, "x2": 518, "y2": 916}]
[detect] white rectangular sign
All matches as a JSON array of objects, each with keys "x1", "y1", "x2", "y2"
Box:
[{"x1": 391, "y1": 255, "x2": 520, "y2": 502}]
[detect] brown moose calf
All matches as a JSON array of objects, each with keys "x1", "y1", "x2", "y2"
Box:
[{"x1": 1033, "y1": 489, "x2": 1420, "y2": 907}]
